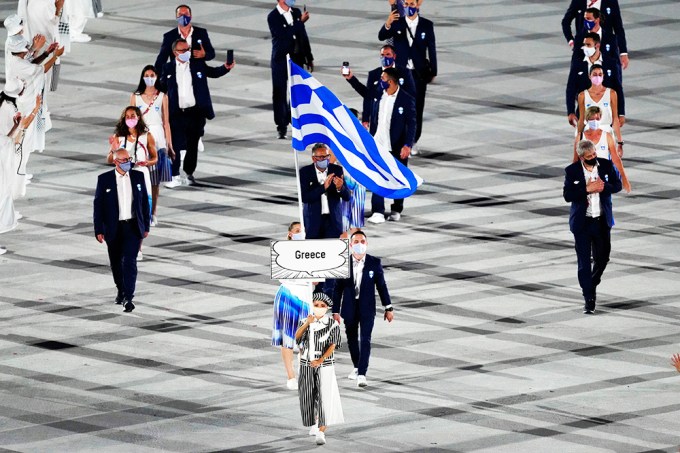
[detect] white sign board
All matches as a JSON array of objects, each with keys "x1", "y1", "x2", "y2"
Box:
[{"x1": 271, "y1": 239, "x2": 350, "y2": 280}]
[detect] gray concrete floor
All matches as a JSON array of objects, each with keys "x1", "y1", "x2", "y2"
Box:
[{"x1": 1, "y1": 0, "x2": 680, "y2": 451}]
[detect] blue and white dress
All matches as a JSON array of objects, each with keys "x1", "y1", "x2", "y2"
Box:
[
  {"x1": 342, "y1": 171, "x2": 366, "y2": 231},
  {"x1": 272, "y1": 280, "x2": 313, "y2": 349}
]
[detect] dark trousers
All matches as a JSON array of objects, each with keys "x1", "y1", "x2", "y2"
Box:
[
  {"x1": 573, "y1": 216, "x2": 611, "y2": 307},
  {"x1": 272, "y1": 53, "x2": 305, "y2": 131},
  {"x1": 307, "y1": 214, "x2": 341, "y2": 240},
  {"x1": 344, "y1": 312, "x2": 375, "y2": 376},
  {"x1": 170, "y1": 107, "x2": 206, "y2": 177},
  {"x1": 411, "y1": 70, "x2": 428, "y2": 144},
  {"x1": 371, "y1": 152, "x2": 408, "y2": 215},
  {"x1": 106, "y1": 221, "x2": 142, "y2": 301}
]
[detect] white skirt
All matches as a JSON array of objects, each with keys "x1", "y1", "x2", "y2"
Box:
[{"x1": 319, "y1": 366, "x2": 344, "y2": 426}]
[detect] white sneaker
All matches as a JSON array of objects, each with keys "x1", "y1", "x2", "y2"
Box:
[
  {"x1": 137, "y1": 252, "x2": 143, "y2": 261},
  {"x1": 315, "y1": 431, "x2": 326, "y2": 445},
  {"x1": 150, "y1": 215, "x2": 158, "y2": 227},
  {"x1": 348, "y1": 368, "x2": 358, "y2": 380},
  {"x1": 26, "y1": 174, "x2": 33, "y2": 180},
  {"x1": 15, "y1": 212, "x2": 23, "y2": 220},
  {"x1": 410, "y1": 144, "x2": 419, "y2": 156},
  {"x1": 388, "y1": 212, "x2": 401, "y2": 222},
  {"x1": 164, "y1": 176, "x2": 182, "y2": 188},
  {"x1": 308, "y1": 425, "x2": 319, "y2": 436},
  {"x1": 0, "y1": 247, "x2": 7, "y2": 256},
  {"x1": 24, "y1": 179, "x2": 31, "y2": 186},
  {"x1": 96, "y1": 11, "x2": 104, "y2": 18},
  {"x1": 198, "y1": 138, "x2": 205, "y2": 152},
  {"x1": 286, "y1": 378, "x2": 298, "y2": 390},
  {"x1": 70, "y1": 33, "x2": 91, "y2": 43},
  {"x1": 367, "y1": 213, "x2": 385, "y2": 224},
  {"x1": 357, "y1": 375, "x2": 368, "y2": 387}
]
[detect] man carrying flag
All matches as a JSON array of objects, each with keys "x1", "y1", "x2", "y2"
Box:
[{"x1": 289, "y1": 61, "x2": 421, "y2": 227}]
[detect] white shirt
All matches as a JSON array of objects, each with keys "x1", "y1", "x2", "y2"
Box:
[
  {"x1": 277, "y1": 4, "x2": 294, "y2": 26},
  {"x1": 115, "y1": 170, "x2": 133, "y2": 221},
  {"x1": 582, "y1": 162, "x2": 601, "y2": 218},
  {"x1": 405, "y1": 15, "x2": 419, "y2": 69},
  {"x1": 353, "y1": 256, "x2": 365, "y2": 298},
  {"x1": 315, "y1": 167, "x2": 330, "y2": 215},
  {"x1": 175, "y1": 59, "x2": 196, "y2": 109},
  {"x1": 374, "y1": 87, "x2": 399, "y2": 152},
  {"x1": 583, "y1": 52, "x2": 603, "y2": 72},
  {"x1": 178, "y1": 26, "x2": 193, "y2": 47}
]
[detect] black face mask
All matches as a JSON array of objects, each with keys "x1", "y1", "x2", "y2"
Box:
[{"x1": 583, "y1": 157, "x2": 598, "y2": 166}]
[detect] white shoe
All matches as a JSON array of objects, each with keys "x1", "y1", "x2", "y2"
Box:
[
  {"x1": 0, "y1": 247, "x2": 7, "y2": 255},
  {"x1": 388, "y1": 212, "x2": 401, "y2": 222},
  {"x1": 15, "y1": 212, "x2": 23, "y2": 220},
  {"x1": 150, "y1": 215, "x2": 157, "y2": 227},
  {"x1": 26, "y1": 174, "x2": 33, "y2": 180},
  {"x1": 410, "y1": 144, "x2": 419, "y2": 156},
  {"x1": 137, "y1": 252, "x2": 143, "y2": 261},
  {"x1": 286, "y1": 378, "x2": 298, "y2": 390},
  {"x1": 96, "y1": 12, "x2": 104, "y2": 18},
  {"x1": 24, "y1": 179, "x2": 31, "y2": 185},
  {"x1": 198, "y1": 138, "x2": 205, "y2": 152},
  {"x1": 367, "y1": 213, "x2": 385, "y2": 224},
  {"x1": 164, "y1": 176, "x2": 182, "y2": 188},
  {"x1": 308, "y1": 424, "x2": 319, "y2": 436},
  {"x1": 357, "y1": 375, "x2": 368, "y2": 387},
  {"x1": 348, "y1": 368, "x2": 358, "y2": 380},
  {"x1": 70, "y1": 33, "x2": 91, "y2": 43},
  {"x1": 315, "y1": 431, "x2": 326, "y2": 445}
]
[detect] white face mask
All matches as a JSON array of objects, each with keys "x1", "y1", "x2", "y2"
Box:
[
  {"x1": 143, "y1": 76, "x2": 157, "y2": 87},
  {"x1": 177, "y1": 50, "x2": 191, "y2": 63},
  {"x1": 313, "y1": 306, "x2": 327, "y2": 319},
  {"x1": 291, "y1": 232, "x2": 305, "y2": 241},
  {"x1": 352, "y1": 243, "x2": 367, "y2": 255},
  {"x1": 582, "y1": 46, "x2": 596, "y2": 57},
  {"x1": 587, "y1": 119, "x2": 599, "y2": 130}
]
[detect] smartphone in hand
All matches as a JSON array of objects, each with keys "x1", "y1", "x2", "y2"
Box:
[
  {"x1": 342, "y1": 61, "x2": 350, "y2": 75},
  {"x1": 227, "y1": 49, "x2": 234, "y2": 65}
]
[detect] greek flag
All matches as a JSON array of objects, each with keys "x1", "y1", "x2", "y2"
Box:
[{"x1": 289, "y1": 61, "x2": 422, "y2": 199}]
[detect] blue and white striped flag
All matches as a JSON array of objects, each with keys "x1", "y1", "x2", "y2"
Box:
[{"x1": 289, "y1": 61, "x2": 423, "y2": 199}]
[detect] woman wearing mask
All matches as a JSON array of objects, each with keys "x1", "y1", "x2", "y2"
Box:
[
  {"x1": 576, "y1": 106, "x2": 631, "y2": 193},
  {"x1": 272, "y1": 221, "x2": 313, "y2": 390},
  {"x1": 295, "y1": 291, "x2": 344, "y2": 446},
  {"x1": 576, "y1": 64, "x2": 623, "y2": 158},
  {"x1": 130, "y1": 65, "x2": 174, "y2": 226}
]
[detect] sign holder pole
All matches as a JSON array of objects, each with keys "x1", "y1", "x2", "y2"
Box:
[{"x1": 287, "y1": 54, "x2": 306, "y2": 234}]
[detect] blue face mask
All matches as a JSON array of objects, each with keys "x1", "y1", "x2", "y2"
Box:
[
  {"x1": 315, "y1": 159, "x2": 329, "y2": 170},
  {"x1": 380, "y1": 56, "x2": 395, "y2": 68},
  {"x1": 407, "y1": 6, "x2": 418, "y2": 16},
  {"x1": 584, "y1": 19, "x2": 596, "y2": 30},
  {"x1": 379, "y1": 79, "x2": 390, "y2": 91},
  {"x1": 177, "y1": 15, "x2": 191, "y2": 27},
  {"x1": 284, "y1": 0, "x2": 296, "y2": 7},
  {"x1": 119, "y1": 161, "x2": 133, "y2": 173},
  {"x1": 178, "y1": 50, "x2": 191, "y2": 63}
]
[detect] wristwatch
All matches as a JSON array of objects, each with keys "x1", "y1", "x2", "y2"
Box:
[
  {"x1": 384, "y1": 307, "x2": 394, "y2": 312},
  {"x1": 617, "y1": 141, "x2": 624, "y2": 145}
]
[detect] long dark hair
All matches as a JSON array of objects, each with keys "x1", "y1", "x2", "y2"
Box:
[
  {"x1": 133, "y1": 65, "x2": 161, "y2": 94},
  {"x1": 0, "y1": 92, "x2": 17, "y2": 109},
  {"x1": 114, "y1": 106, "x2": 148, "y2": 137}
]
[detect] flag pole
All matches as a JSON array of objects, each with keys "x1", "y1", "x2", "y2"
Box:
[{"x1": 287, "y1": 55, "x2": 305, "y2": 234}]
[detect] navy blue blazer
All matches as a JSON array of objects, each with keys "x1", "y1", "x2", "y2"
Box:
[
  {"x1": 378, "y1": 16, "x2": 437, "y2": 80},
  {"x1": 572, "y1": 26, "x2": 623, "y2": 66},
  {"x1": 369, "y1": 88, "x2": 417, "y2": 154},
  {"x1": 154, "y1": 26, "x2": 215, "y2": 74},
  {"x1": 332, "y1": 254, "x2": 392, "y2": 322},
  {"x1": 159, "y1": 59, "x2": 229, "y2": 120},
  {"x1": 93, "y1": 169, "x2": 150, "y2": 240},
  {"x1": 347, "y1": 66, "x2": 416, "y2": 124},
  {"x1": 561, "y1": 0, "x2": 627, "y2": 54},
  {"x1": 300, "y1": 163, "x2": 350, "y2": 239},
  {"x1": 565, "y1": 55, "x2": 624, "y2": 116},
  {"x1": 563, "y1": 158, "x2": 622, "y2": 233},
  {"x1": 268, "y1": 6, "x2": 313, "y2": 83}
]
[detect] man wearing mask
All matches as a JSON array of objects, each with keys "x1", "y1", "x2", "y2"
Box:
[
  {"x1": 563, "y1": 140, "x2": 622, "y2": 314},
  {"x1": 154, "y1": 4, "x2": 215, "y2": 74},
  {"x1": 379, "y1": 0, "x2": 436, "y2": 153},
  {"x1": 562, "y1": 0, "x2": 628, "y2": 70},
  {"x1": 299, "y1": 143, "x2": 350, "y2": 239},
  {"x1": 565, "y1": 32, "x2": 624, "y2": 128},
  {"x1": 342, "y1": 44, "x2": 415, "y2": 130},
  {"x1": 366, "y1": 68, "x2": 416, "y2": 224},
  {"x1": 160, "y1": 38, "x2": 235, "y2": 188},
  {"x1": 268, "y1": 0, "x2": 314, "y2": 139},
  {"x1": 94, "y1": 148, "x2": 151, "y2": 313},
  {"x1": 332, "y1": 230, "x2": 393, "y2": 387}
]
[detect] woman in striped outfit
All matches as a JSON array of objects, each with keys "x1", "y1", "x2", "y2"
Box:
[
  {"x1": 271, "y1": 222, "x2": 313, "y2": 390},
  {"x1": 295, "y1": 292, "x2": 344, "y2": 445}
]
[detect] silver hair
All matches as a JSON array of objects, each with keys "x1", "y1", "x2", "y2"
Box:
[
  {"x1": 577, "y1": 139, "x2": 595, "y2": 158},
  {"x1": 113, "y1": 147, "x2": 129, "y2": 159}
]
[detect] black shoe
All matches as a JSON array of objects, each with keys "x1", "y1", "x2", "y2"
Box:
[
  {"x1": 277, "y1": 131, "x2": 287, "y2": 139},
  {"x1": 583, "y1": 308, "x2": 594, "y2": 314},
  {"x1": 115, "y1": 294, "x2": 124, "y2": 305},
  {"x1": 583, "y1": 299, "x2": 595, "y2": 314},
  {"x1": 123, "y1": 300, "x2": 135, "y2": 313}
]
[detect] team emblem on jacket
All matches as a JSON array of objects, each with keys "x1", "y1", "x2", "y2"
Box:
[
  {"x1": 605, "y1": 44, "x2": 610, "y2": 51},
  {"x1": 369, "y1": 270, "x2": 374, "y2": 278},
  {"x1": 421, "y1": 32, "x2": 426, "y2": 39},
  {"x1": 137, "y1": 184, "x2": 142, "y2": 191},
  {"x1": 197, "y1": 72, "x2": 203, "y2": 79},
  {"x1": 604, "y1": 174, "x2": 609, "y2": 182},
  {"x1": 398, "y1": 106, "x2": 404, "y2": 114}
]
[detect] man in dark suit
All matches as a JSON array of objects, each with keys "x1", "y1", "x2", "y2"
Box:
[
  {"x1": 94, "y1": 148, "x2": 151, "y2": 313},
  {"x1": 154, "y1": 4, "x2": 215, "y2": 74},
  {"x1": 378, "y1": 0, "x2": 436, "y2": 150},
  {"x1": 159, "y1": 38, "x2": 234, "y2": 188},
  {"x1": 365, "y1": 68, "x2": 416, "y2": 224},
  {"x1": 342, "y1": 44, "x2": 416, "y2": 128},
  {"x1": 565, "y1": 33, "x2": 624, "y2": 127},
  {"x1": 332, "y1": 230, "x2": 393, "y2": 387},
  {"x1": 299, "y1": 143, "x2": 350, "y2": 239},
  {"x1": 563, "y1": 139, "x2": 622, "y2": 314},
  {"x1": 268, "y1": 0, "x2": 314, "y2": 139},
  {"x1": 563, "y1": 2, "x2": 629, "y2": 72}
]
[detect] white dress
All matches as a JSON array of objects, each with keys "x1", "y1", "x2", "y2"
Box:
[
  {"x1": 584, "y1": 88, "x2": 613, "y2": 131},
  {"x1": 134, "y1": 93, "x2": 167, "y2": 150},
  {"x1": 0, "y1": 102, "x2": 18, "y2": 234}
]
